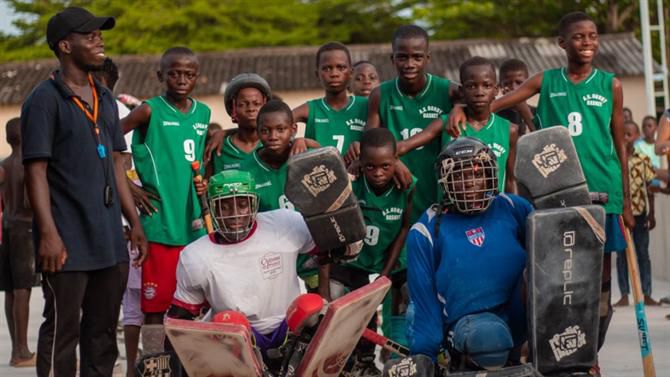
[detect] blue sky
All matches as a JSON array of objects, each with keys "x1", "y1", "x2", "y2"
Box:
[{"x1": 0, "y1": 1, "x2": 19, "y2": 35}]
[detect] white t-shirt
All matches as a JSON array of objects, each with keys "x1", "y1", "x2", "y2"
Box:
[{"x1": 173, "y1": 209, "x2": 316, "y2": 334}]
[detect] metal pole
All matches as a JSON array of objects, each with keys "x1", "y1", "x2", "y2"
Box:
[
  {"x1": 640, "y1": 0, "x2": 656, "y2": 114},
  {"x1": 656, "y1": 0, "x2": 669, "y2": 110}
]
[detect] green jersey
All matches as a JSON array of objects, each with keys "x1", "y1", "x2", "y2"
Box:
[
  {"x1": 378, "y1": 74, "x2": 453, "y2": 221},
  {"x1": 212, "y1": 135, "x2": 260, "y2": 173},
  {"x1": 441, "y1": 113, "x2": 511, "y2": 192},
  {"x1": 305, "y1": 96, "x2": 367, "y2": 155},
  {"x1": 239, "y1": 151, "x2": 293, "y2": 212},
  {"x1": 534, "y1": 68, "x2": 622, "y2": 214},
  {"x1": 132, "y1": 96, "x2": 210, "y2": 245},
  {"x1": 349, "y1": 176, "x2": 416, "y2": 273}
]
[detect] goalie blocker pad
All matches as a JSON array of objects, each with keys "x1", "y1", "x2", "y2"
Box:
[
  {"x1": 285, "y1": 147, "x2": 358, "y2": 216},
  {"x1": 527, "y1": 205, "x2": 605, "y2": 375},
  {"x1": 383, "y1": 355, "x2": 541, "y2": 377},
  {"x1": 286, "y1": 146, "x2": 366, "y2": 250},
  {"x1": 514, "y1": 126, "x2": 591, "y2": 209}
]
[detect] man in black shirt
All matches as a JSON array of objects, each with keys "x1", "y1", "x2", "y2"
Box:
[{"x1": 21, "y1": 7, "x2": 147, "y2": 376}]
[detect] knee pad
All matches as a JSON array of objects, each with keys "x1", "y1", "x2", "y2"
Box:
[
  {"x1": 141, "y1": 324, "x2": 165, "y2": 354},
  {"x1": 286, "y1": 293, "x2": 327, "y2": 333},
  {"x1": 452, "y1": 313, "x2": 513, "y2": 370}
]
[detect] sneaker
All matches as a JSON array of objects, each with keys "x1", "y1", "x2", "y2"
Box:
[
  {"x1": 348, "y1": 355, "x2": 382, "y2": 377},
  {"x1": 644, "y1": 296, "x2": 660, "y2": 306},
  {"x1": 614, "y1": 295, "x2": 629, "y2": 307},
  {"x1": 660, "y1": 295, "x2": 670, "y2": 305}
]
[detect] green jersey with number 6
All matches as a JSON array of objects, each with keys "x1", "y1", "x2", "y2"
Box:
[
  {"x1": 305, "y1": 96, "x2": 367, "y2": 155},
  {"x1": 441, "y1": 113, "x2": 510, "y2": 193},
  {"x1": 132, "y1": 96, "x2": 210, "y2": 245},
  {"x1": 378, "y1": 74, "x2": 453, "y2": 221},
  {"x1": 239, "y1": 151, "x2": 294, "y2": 212},
  {"x1": 534, "y1": 68, "x2": 622, "y2": 214},
  {"x1": 212, "y1": 135, "x2": 260, "y2": 173},
  {"x1": 349, "y1": 176, "x2": 416, "y2": 273}
]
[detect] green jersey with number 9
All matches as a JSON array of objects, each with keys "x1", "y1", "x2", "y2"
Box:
[
  {"x1": 534, "y1": 67, "x2": 622, "y2": 214},
  {"x1": 348, "y1": 176, "x2": 416, "y2": 273},
  {"x1": 305, "y1": 96, "x2": 367, "y2": 155},
  {"x1": 132, "y1": 96, "x2": 210, "y2": 245},
  {"x1": 378, "y1": 74, "x2": 453, "y2": 221}
]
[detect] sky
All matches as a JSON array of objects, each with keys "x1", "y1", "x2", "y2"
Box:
[{"x1": 0, "y1": 1, "x2": 19, "y2": 35}]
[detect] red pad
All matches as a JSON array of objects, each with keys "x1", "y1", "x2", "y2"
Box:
[
  {"x1": 297, "y1": 277, "x2": 391, "y2": 376},
  {"x1": 165, "y1": 317, "x2": 263, "y2": 377}
]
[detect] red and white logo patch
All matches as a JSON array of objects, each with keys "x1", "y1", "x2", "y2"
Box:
[{"x1": 465, "y1": 227, "x2": 485, "y2": 247}]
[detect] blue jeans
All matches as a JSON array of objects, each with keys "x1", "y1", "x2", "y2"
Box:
[{"x1": 616, "y1": 214, "x2": 652, "y2": 296}]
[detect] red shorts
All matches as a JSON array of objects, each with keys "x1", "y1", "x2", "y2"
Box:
[{"x1": 141, "y1": 242, "x2": 185, "y2": 313}]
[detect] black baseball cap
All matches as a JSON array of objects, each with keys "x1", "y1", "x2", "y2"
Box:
[{"x1": 47, "y1": 7, "x2": 115, "y2": 51}]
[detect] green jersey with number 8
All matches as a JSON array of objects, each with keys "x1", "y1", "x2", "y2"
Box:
[
  {"x1": 534, "y1": 67, "x2": 622, "y2": 214},
  {"x1": 378, "y1": 74, "x2": 453, "y2": 221},
  {"x1": 132, "y1": 96, "x2": 210, "y2": 245},
  {"x1": 305, "y1": 96, "x2": 367, "y2": 155}
]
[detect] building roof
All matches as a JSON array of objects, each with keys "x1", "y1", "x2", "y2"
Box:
[{"x1": 0, "y1": 33, "x2": 648, "y2": 105}]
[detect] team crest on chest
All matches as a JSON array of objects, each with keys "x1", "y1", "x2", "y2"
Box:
[
  {"x1": 346, "y1": 118, "x2": 365, "y2": 131},
  {"x1": 582, "y1": 93, "x2": 608, "y2": 108},
  {"x1": 192, "y1": 122, "x2": 208, "y2": 136},
  {"x1": 419, "y1": 105, "x2": 443, "y2": 119},
  {"x1": 466, "y1": 227, "x2": 485, "y2": 247}
]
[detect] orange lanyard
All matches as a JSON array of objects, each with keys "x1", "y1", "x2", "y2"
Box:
[{"x1": 70, "y1": 74, "x2": 106, "y2": 158}]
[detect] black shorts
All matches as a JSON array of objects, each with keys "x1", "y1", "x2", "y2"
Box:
[{"x1": 0, "y1": 220, "x2": 40, "y2": 291}]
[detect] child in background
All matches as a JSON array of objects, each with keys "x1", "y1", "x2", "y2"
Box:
[
  {"x1": 615, "y1": 121, "x2": 658, "y2": 307},
  {"x1": 350, "y1": 60, "x2": 381, "y2": 97},
  {"x1": 496, "y1": 58, "x2": 536, "y2": 135}
]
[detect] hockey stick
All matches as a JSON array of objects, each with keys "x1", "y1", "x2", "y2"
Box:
[
  {"x1": 362, "y1": 328, "x2": 409, "y2": 357},
  {"x1": 191, "y1": 161, "x2": 214, "y2": 233},
  {"x1": 622, "y1": 224, "x2": 656, "y2": 376}
]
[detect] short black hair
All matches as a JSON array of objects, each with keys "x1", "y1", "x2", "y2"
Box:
[
  {"x1": 499, "y1": 58, "x2": 529, "y2": 77},
  {"x1": 623, "y1": 107, "x2": 633, "y2": 115},
  {"x1": 360, "y1": 128, "x2": 397, "y2": 155},
  {"x1": 316, "y1": 42, "x2": 352, "y2": 68},
  {"x1": 623, "y1": 120, "x2": 640, "y2": 132},
  {"x1": 160, "y1": 46, "x2": 198, "y2": 69},
  {"x1": 392, "y1": 25, "x2": 429, "y2": 50},
  {"x1": 257, "y1": 99, "x2": 293, "y2": 128},
  {"x1": 459, "y1": 56, "x2": 496, "y2": 83},
  {"x1": 642, "y1": 115, "x2": 657, "y2": 124},
  {"x1": 6, "y1": 117, "x2": 20, "y2": 146},
  {"x1": 558, "y1": 11, "x2": 595, "y2": 37},
  {"x1": 93, "y1": 57, "x2": 120, "y2": 90},
  {"x1": 353, "y1": 60, "x2": 374, "y2": 69}
]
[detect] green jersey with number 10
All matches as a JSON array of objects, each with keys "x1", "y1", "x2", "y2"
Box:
[
  {"x1": 378, "y1": 74, "x2": 453, "y2": 221},
  {"x1": 534, "y1": 68, "x2": 622, "y2": 214},
  {"x1": 132, "y1": 96, "x2": 210, "y2": 245}
]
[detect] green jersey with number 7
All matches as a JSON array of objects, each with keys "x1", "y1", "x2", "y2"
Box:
[
  {"x1": 305, "y1": 96, "x2": 367, "y2": 155},
  {"x1": 534, "y1": 67, "x2": 622, "y2": 215},
  {"x1": 378, "y1": 74, "x2": 453, "y2": 221},
  {"x1": 132, "y1": 96, "x2": 210, "y2": 245}
]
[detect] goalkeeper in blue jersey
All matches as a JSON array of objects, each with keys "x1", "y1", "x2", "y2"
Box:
[{"x1": 407, "y1": 137, "x2": 531, "y2": 371}]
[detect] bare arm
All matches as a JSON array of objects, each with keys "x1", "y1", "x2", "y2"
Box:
[
  {"x1": 121, "y1": 103, "x2": 151, "y2": 134},
  {"x1": 491, "y1": 72, "x2": 543, "y2": 113},
  {"x1": 655, "y1": 112, "x2": 670, "y2": 155},
  {"x1": 365, "y1": 87, "x2": 382, "y2": 129},
  {"x1": 448, "y1": 81, "x2": 463, "y2": 105},
  {"x1": 380, "y1": 187, "x2": 414, "y2": 277},
  {"x1": 505, "y1": 124, "x2": 519, "y2": 193},
  {"x1": 396, "y1": 117, "x2": 443, "y2": 156},
  {"x1": 25, "y1": 160, "x2": 67, "y2": 272},
  {"x1": 292, "y1": 102, "x2": 310, "y2": 124},
  {"x1": 611, "y1": 78, "x2": 634, "y2": 228},
  {"x1": 114, "y1": 152, "x2": 148, "y2": 266}
]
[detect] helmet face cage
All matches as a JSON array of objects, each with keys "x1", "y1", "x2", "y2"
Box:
[
  {"x1": 438, "y1": 150, "x2": 498, "y2": 215},
  {"x1": 210, "y1": 191, "x2": 259, "y2": 242}
]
